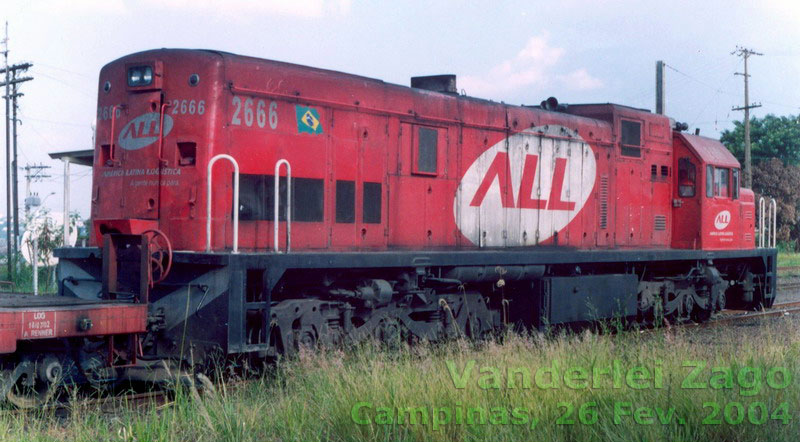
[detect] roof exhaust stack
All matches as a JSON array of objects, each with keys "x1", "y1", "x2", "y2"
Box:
[
  {"x1": 540, "y1": 96, "x2": 568, "y2": 112},
  {"x1": 411, "y1": 75, "x2": 457, "y2": 95}
]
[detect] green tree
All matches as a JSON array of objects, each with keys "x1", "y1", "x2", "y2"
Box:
[
  {"x1": 721, "y1": 114, "x2": 800, "y2": 165},
  {"x1": 751, "y1": 158, "x2": 800, "y2": 245}
]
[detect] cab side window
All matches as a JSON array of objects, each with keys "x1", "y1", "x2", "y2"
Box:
[
  {"x1": 732, "y1": 168, "x2": 740, "y2": 199},
  {"x1": 620, "y1": 120, "x2": 642, "y2": 158},
  {"x1": 414, "y1": 127, "x2": 438, "y2": 175},
  {"x1": 714, "y1": 167, "x2": 729, "y2": 197},
  {"x1": 678, "y1": 158, "x2": 696, "y2": 197},
  {"x1": 714, "y1": 168, "x2": 730, "y2": 198},
  {"x1": 705, "y1": 166, "x2": 732, "y2": 198}
]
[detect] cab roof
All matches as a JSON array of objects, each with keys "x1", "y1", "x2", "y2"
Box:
[{"x1": 676, "y1": 133, "x2": 740, "y2": 168}]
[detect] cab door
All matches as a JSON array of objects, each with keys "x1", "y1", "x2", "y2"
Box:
[
  {"x1": 702, "y1": 166, "x2": 740, "y2": 250},
  {"x1": 117, "y1": 91, "x2": 165, "y2": 220},
  {"x1": 671, "y1": 156, "x2": 701, "y2": 249}
]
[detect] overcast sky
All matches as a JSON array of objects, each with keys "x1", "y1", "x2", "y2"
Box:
[{"x1": 1, "y1": 0, "x2": 799, "y2": 218}]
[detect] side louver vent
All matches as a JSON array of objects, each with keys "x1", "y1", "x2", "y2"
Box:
[
  {"x1": 599, "y1": 175, "x2": 608, "y2": 229},
  {"x1": 654, "y1": 215, "x2": 667, "y2": 231}
]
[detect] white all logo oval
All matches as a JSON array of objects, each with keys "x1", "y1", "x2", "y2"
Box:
[
  {"x1": 118, "y1": 112, "x2": 174, "y2": 151},
  {"x1": 454, "y1": 125, "x2": 596, "y2": 247},
  {"x1": 714, "y1": 210, "x2": 731, "y2": 230}
]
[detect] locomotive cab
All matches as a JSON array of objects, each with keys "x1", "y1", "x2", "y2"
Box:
[
  {"x1": 92, "y1": 50, "x2": 223, "y2": 249},
  {"x1": 671, "y1": 133, "x2": 755, "y2": 250}
]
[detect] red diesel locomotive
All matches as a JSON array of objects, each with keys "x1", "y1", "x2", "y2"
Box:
[{"x1": 0, "y1": 49, "x2": 777, "y2": 405}]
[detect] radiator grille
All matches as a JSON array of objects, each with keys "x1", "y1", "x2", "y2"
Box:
[
  {"x1": 599, "y1": 175, "x2": 608, "y2": 229},
  {"x1": 744, "y1": 210, "x2": 753, "y2": 220},
  {"x1": 745, "y1": 233, "x2": 753, "y2": 242},
  {"x1": 654, "y1": 215, "x2": 667, "y2": 231}
]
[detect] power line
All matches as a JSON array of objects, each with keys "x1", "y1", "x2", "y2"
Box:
[
  {"x1": 29, "y1": 70, "x2": 94, "y2": 99},
  {"x1": 663, "y1": 62, "x2": 738, "y2": 97},
  {"x1": 18, "y1": 112, "x2": 93, "y2": 128},
  {"x1": 35, "y1": 62, "x2": 91, "y2": 78}
]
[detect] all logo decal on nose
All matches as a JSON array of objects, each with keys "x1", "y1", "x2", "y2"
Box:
[
  {"x1": 454, "y1": 125, "x2": 596, "y2": 247},
  {"x1": 714, "y1": 210, "x2": 731, "y2": 230},
  {"x1": 118, "y1": 112, "x2": 174, "y2": 151}
]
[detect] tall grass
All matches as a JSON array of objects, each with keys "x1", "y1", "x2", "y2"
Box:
[
  {"x1": 0, "y1": 316, "x2": 797, "y2": 442},
  {"x1": 0, "y1": 255, "x2": 58, "y2": 294}
]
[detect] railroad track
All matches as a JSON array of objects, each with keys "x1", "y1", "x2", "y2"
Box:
[
  {"x1": 0, "y1": 371, "x2": 224, "y2": 414},
  {"x1": 777, "y1": 281, "x2": 800, "y2": 291},
  {"x1": 703, "y1": 301, "x2": 800, "y2": 327},
  {"x1": 0, "y1": 390, "x2": 169, "y2": 418}
]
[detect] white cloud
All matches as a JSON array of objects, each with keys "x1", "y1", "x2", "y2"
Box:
[
  {"x1": 557, "y1": 68, "x2": 603, "y2": 90},
  {"x1": 460, "y1": 34, "x2": 602, "y2": 99}
]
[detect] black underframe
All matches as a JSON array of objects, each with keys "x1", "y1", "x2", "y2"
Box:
[{"x1": 56, "y1": 246, "x2": 778, "y2": 354}]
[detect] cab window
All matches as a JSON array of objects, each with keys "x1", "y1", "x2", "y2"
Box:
[
  {"x1": 414, "y1": 127, "x2": 438, "y2": 175},
  {"x1": 732, "y1": 168, "x2": 740, "y2": 199},
  {"x1": 714, "y1": 167, "x2": 729, "y2": 198},
  {"x1": 620, "y1": 120, "x2": 642, "y2": 158},
  {"x1": 678, "y1": 158, "x2": 696, "y2": 197}
]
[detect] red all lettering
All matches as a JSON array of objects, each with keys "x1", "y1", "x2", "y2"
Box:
[
  {"x1": 469, "y1": 152, "x2": 515, "y2": 208},
  {"x1": 517, "y1": 154, "x2": 547, "y2": 209},
  {"x1": 470, "y1": 153, "x2": 575, "y2": 211},
  {"x1": 547, "y1": 157, "x2": 575, "y2": 211}
]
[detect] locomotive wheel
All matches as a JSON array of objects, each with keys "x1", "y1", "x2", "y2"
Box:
[
  {"x1": 6, "y1": 382, "x2": 57, "y2": 409},
  {"x1": 3, "y1": 358, "x2": 61, "y2": 408},
  {"x1": 374, "y1": 318, "x2": 405, "y2": 349},
  {"x1": 81, "y1": 355, "x2": 119, "y2": 393},
  {"x1": 295, "y1": 327, "x2": 318, "y2": 350}
]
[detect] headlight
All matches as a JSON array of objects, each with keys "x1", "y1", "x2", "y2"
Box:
[
  {"x1": 127, "y1": 65, "x2": 153, "y2": 86},
  {"x1": 142, "y1": 66, "x2": 153, "y2": 83}
]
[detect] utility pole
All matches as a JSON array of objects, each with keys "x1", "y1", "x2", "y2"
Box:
[
  {"x1": 10, "y1": 77, "x2": 20, "y2": 261},
  {"x1": 7, "y1": 65, "x2": 32, "y2": 263},
  {"x1": 731, "y1": 46, "x2": 763, "y2": 189},
  {"x1": 3, "y1": 22, "x2": 9, "y2": 278},
  {"x1": 655, "y1": 60, "x2": 665, "y2": 115},
  {"x1": 0, "y1": 22, "x2": 33, "y2": 277}
]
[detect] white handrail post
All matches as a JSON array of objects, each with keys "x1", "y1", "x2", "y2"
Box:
[
  {"x1": 770, "y1": 198, "x2": 777, "y2": 248},
  {"x1": 758, "y1": 197, "x2": 765, "y2": 248},
  {"x1": 63, "y1": 159, "x2": 70, "y2": 247},
  {"x1": 274, "y1": 159, "x2": 291, "y2": 253},
  {"x1": 206, "y1": 154, "x2": 240, "y2": 253}
]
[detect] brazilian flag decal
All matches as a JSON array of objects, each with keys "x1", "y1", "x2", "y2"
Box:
[{"x1": 295, "y1": 105, "x2": 323, "y2": 134}]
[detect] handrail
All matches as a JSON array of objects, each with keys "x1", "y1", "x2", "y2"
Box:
[
  {"x1": 108, "y1": 105, "x2": 123, "y2": 164},
  {"x1": 769, "y1": 198, "x2": 777, "y2": 248},
  {"x1": 274, "y1": 159, "x2": 291, "y2": 253},
  {"x1": 759, "y1": 197, "x2": 765, "y2": 248},
  {"x1": 758, "y1": 196, "x2": 777, "y2": 248},
  {"x1": 206, "y1": 154, "x2": 240, "y2": 253},
  {"x1": 157, "y1": 102, "x2": 170, "y2": 163}
]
